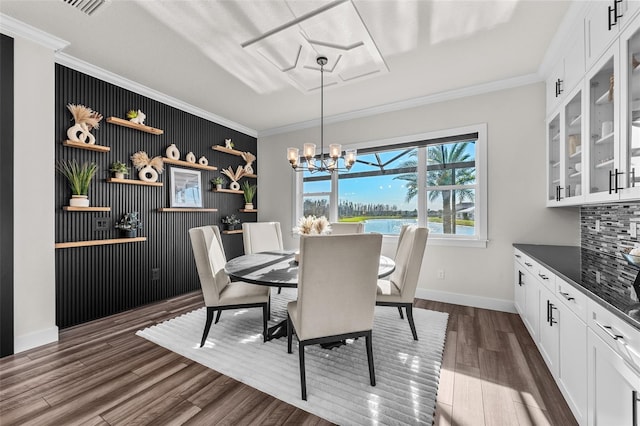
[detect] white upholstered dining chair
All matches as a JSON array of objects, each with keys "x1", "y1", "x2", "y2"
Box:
[
  {"x1": 376, "y1": 225, "x2": 429, "y2": 340},
  {"x1": 329, "y1": 222, "x2": 364, "y2": 235},
  {"x1": 189, "y1": 225, "x2": 270, "y2": 347},
  {"x1": 242, "y1": 222, "x2": 284, "y2": 254},
  {"x1": 287, "y1": 233, "x2": 383, "y2": 400}
]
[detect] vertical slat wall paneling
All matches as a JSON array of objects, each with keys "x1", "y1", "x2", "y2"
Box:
[
  {"x1": 0, "y1": 35, "x2": 15, "y2": 357},
  {"x1": 55, "y1": 65, "x2": 256, "y2": 328}
]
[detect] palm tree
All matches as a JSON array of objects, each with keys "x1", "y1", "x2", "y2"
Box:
[{"x1": 394, "y1": 143, "x2": 475, "y2": 233}]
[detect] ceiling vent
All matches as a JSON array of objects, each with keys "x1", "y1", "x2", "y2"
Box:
[{"x1": 62, "y1": 0, "x2": 110, "y2": 16}]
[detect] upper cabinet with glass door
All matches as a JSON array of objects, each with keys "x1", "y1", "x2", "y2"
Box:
[
  {"x1": 548, "y1": 113, "x2": 562, "y2": 205},
  {"x1": 585, "y1": 42, "x2": 620, "y2": 202},
  {"x1": 564, "y1": 87, "x2": 586, "y2": 203},
  {"x1": 620, "y1": 13, "x2": 640, "y2": 199}
]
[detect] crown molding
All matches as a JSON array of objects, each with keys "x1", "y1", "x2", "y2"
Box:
[
  {"x1": 55, "y1": 52, "x2": 258, "y2": 138},
  {"x1": 0, "y1": 13, "x2": 69, "y2": 51},
  {"x1": 259, "y1": 72, "x2": 542, "y2": 137}
]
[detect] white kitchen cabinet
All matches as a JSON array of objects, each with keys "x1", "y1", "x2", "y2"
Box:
[
  {"x1": 586, "y1": 1, "x2": 622, "y2": 69},
  {"x1": 548, "y1": 112, "x2": 563, "y2": 205},
  {"x1": 538, "y1": 285, "x2": 560, "y2": 377},
  {"x1": 522, "y1": 260, "x2": 540, "y2": 341},
  {"x1": 547, "y1": 23, "x2": 585, "y2": 114},
  {"x1": 620, "y1": 12, "x2": 640, "y2": 199},
  {"x1": 514, "y1": 252, "x2": 527, "y2": 316},
  {"x1": 587, "y1": 328, "x2": 640, "y2": 426}
]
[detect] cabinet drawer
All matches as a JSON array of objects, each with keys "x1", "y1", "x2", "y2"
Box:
[
  {"x1": 534, "y1": 262, "x2": 556, "y2": 291},
  {"x1": 588, "y1": 299, "x2": 640, "y2": 372},
  {"x1": 514, "y1": 248, "x2": 526, "y2": 266},
  {"x1": 556, "y1": 278, "x2": 588, "y2": 323}
]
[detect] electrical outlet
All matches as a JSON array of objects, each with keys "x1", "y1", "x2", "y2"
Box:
[
  {"x1": 437, "y1": 269, "x2": 445, "y2": 280},
  {"x1": 631, "y1": 222, "x2": 638, "y2": 239},
  {"x1": 151, "y1": 268, "x2": 160, "y2": 281},
  {"x1": 595, "y1": 271, "x2": 601, "y2": 284},
  {"x1": 93, "y1": 217, "x2": 110, "y2": 231}
]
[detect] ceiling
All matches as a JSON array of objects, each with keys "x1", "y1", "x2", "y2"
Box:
[{"x1": 0, "y1": 0, "x2": 571, "y2": 134}]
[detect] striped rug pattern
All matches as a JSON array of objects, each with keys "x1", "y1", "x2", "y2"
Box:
[{"x1": 137, "y1": 289, "x2": 448, "y2": 425}]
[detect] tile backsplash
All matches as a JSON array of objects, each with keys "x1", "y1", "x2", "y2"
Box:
[{"x1": 581, "y1": 202, "x2": 640, "y2": 305}]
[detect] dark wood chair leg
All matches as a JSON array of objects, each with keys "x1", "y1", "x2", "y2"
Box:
[
  {"x1": 214, "y1": 310, "x2": 222, "y2": 324},
  {"x1": 200, "y1": 307, "x2": 215, "y2": 347},
  {"x1": 299, "y1": 342, "x2": 307, "y2": 400},
  {"x1": 268, "y1": 294, "x2": 271, "y2": 321},
  {"x1": 262, "y1": 303, "x2": 268, "y2": 343},
  {"x1": 287, "y1": 315, "x2": 293, "y2": 354},
  {"x1": 365, "y1": 331, "x2": 376, "y2": 386},
  {"x1": 397, "y1": 306, "x2": 404, "y2": 319},
  {"x1": 406, "y1": 304, "x2": 418, "y2": 340}
]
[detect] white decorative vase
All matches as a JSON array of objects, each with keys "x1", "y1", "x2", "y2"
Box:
[
  {"x1": 198, "y1": 156, "x2": 208, "y2": 166},
  {"x1": 69, "y1": 195, "x2": 89, "y2": 207},
  {"x1": 216, "y1": 184, "x2": 222, "y2": 191},
  {"x1": 244, "y1": 203, "x2": 254, "y2": 210},
  {"x1": 230, "y1": 181, "x2": 240, "y2": 191},
  {"x1": 139, "y1": 165, "x2": 159, "y2": 182},
  {"x1": 165, "y1": 144, "x2": 180, "y2": 160},
  {"x1": 115, "y1": 172, "x2": 125, "y2": 179},
  {"x1": 186, "y1": 152, "x2": 196, "y2": 163}
]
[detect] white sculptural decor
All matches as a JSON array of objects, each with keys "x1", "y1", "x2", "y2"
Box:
[
  {"x1": 185, "y1": 152, "x2": 196, "y2": 163},
  {"x1": 224, "y1": 138, "x2": 233, "y2": 149},
  {"x1": 127, "y1": 109, "x2": 146, "y2": 125},
  {"x1": 221, "y1": 165, "x2": 246, "y2": 191},
  {"x1": 165, "y1": 144, "x2": 180, "y2": 160},
  {"x1": 131, "y1": 151, "x2": 164, "y2": 182},
  {"x1": 241, "y1": 152, "x2": 256, "y2": 174},
  {"x1": 198, "y1": 156, "x2": 208, "y2": 166},
  {"x1": 66, "y1": 104, "x2": 103, "y2": 145}
]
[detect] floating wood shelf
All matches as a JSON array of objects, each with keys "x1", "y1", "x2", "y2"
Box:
[
  {"x1": 222, "y1": 229, "x2": 243, "y2": 234},
  {"x1": 107, "y1": 177, "x2": 163, "y2": 187},
  {"x1": 106, "y1": 117, "x2": 164, "y2": 135},
  {"x1": 162, "y1": 157, "x2": 217, "y2": 171},
  {"x1": 213, "y1": 188, "x2": 243, "y2": 194},
  {"x1": 55, "y1": 237, "x2": 147, "y2": 249},
  {"x1": 63, "y1": 140, "x2": 110, "y2": 152},
  {"x1": 63, "y1": 206, "x2": 111, "y2": 212},
  {"x1": 239, "y1": 209, "x2": 257, "y2": 213},
  {"x1": 158, "y1": 208, "x2": 218, "y2": 212},
  {"x1": 212, "y1": 145, "x2": 245, "y2": 156}
]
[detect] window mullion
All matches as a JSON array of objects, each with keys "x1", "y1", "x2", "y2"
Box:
[
  {"x1": 330, "y1": 172, "x2": 338, "y2": 222},
  {"x1": 417, "y1": 146, "x2": 427, "y2": 227}
]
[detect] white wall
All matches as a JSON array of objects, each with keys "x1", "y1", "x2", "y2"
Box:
[
  {"x1": 13, "y1": 36, "x2": 58, "y2": 352},
  {"x1": 257, "y1": 83, "x2": 580, "y2": 312}
]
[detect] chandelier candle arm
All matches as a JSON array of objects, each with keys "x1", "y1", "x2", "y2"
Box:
[{"x1": 286, "y1": 56, "x2": 357, "y2": 173}]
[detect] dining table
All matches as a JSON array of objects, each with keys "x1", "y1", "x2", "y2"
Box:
[{"x1": 224, "y1": 249, "x2": 396, "y2": 342}]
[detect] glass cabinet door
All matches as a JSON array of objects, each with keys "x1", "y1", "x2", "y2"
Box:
[
  {"x1": 564, "y1": 90, "x2": 583, "y2": 198},
  {"x1": 624, "y1": 23, "x2": 640, "y2": 193},
  {"x1": 548, "y1": 114, "x2": 561, "y2": 202},
  {"x1": 588, "y1": 55, "x2": 616, "y2": 197}
]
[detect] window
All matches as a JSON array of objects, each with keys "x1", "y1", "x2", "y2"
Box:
[{"x1": 294, "y1": 124, "x2": 487, "y2": 247}]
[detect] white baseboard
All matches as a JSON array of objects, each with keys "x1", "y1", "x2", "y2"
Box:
[
  {"x1": 14, "y1": 326, "x2": 59, "y2": 354},
  {"x1": 415, "y1": 288, "x2": 517, "y2": 314}
]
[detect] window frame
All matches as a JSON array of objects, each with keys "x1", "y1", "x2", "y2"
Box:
[{"x1": 293, "y1": 123, "x2": 488, "y2": 248}]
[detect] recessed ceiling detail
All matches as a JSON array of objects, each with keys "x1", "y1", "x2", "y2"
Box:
[
  {"x1": 242, "y1": 0, "x2": 388, "y2": 93},
  {"x1": 62, "y1": 0, "x2": 110, "y2": 16}
]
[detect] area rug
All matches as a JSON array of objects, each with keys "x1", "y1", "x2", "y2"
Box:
[{"x1": 136, "y1": 289, "x2": 448, "y2": 425}]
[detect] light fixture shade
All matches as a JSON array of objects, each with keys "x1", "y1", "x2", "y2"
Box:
[
  {"x1": 303, "y1": 143, "x2": 316, "y2": 159},
  {"x1": 329, "y1": 144, "x2": 342, "y2": 159},
  {"x1": 345, "y1": 149, "x2": 357, "y2": 166},
  {"x1": 287, "y1": 147, "x2": 299, "y2": 166}
]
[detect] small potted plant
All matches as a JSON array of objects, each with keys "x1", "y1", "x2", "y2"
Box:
[
  {"x1": 242, "y1": 181, "x2": 257, "y2": 210},
  {"x1": 115, "y1": 212, "x2": 143, "y2": 238},
  {"x1": 221, "y1": 214, "x2": 240, "y2": 231},
  {"x1": 211, "y1": 176, "x2": 226, "y2": 191},
  {"x1": 56, "y1": 159, "x2": 98, "y2": 207},
  {"x1": 109, "y1": 160, "x2": 129, "y2": 179}
]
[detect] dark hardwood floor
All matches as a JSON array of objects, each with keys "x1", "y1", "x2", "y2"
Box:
[{"x1": 0, "y1": 293, "x2": 576, "y2": 425}]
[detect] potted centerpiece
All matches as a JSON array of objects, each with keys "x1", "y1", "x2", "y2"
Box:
[
  {"x1": 56, "y1": 159, "x2": 98, "y2": 207},
  {"x1": 109, "y1": 160, "x2": 129, "y2": 179},
  {"x1": 211, "y1": 176, "x2": 226, "y2": 191},
  {"x1": 242, "y1": 181, "x2": 257, "y2": 210},
  {"x1": 221, "y1": 214, "x2": 240, "y2": 231},
  {"x1": 115, "y1": 211, "x2": 142, "y2": 238}
]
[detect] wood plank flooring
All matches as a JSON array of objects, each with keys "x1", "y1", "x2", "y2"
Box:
[{"x1": 0, "y1": 293, "x2": 577, "y2": 425}]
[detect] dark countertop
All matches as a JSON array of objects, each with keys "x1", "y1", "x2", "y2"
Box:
[{"x1": 514, "y1": 244, "x2": 640, "y2": 331}]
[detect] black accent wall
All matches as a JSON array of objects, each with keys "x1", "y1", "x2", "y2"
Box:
[
  {"x1": 1, "y1": 34, "x2": 14, "y2": 357},
  {"x1": 55, "y1": 65, "x2": 257, "y2": 328}
]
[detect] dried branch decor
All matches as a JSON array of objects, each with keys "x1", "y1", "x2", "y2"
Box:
[{"x1": 131, "y1": 151, "x2": 164, "y2": 182}]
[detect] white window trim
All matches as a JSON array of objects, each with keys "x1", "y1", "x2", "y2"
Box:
[{"x1": 292, "y1": 123, "x2": 488, "y2": 248}]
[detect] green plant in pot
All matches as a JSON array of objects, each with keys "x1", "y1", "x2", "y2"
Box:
[
  {"x1": 109, "y1": 160, "x2": 129, "y2": 179},
  {"x1": 115, "y1": 212, "x2": 143, "y2": 238},
  {"x1": 242, "y1": 181, "x2": 257, "y2": 210},
  {"x1": 56, "y1": 159, "x2": 98, "y2": 207},
  {"x1": 211, "y1": 176, "x2": 226, "y2": 191},
  {"x1": 221, "y1": 214, "x2": 240, "y2": 231}
]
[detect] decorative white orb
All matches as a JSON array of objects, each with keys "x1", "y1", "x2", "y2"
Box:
[
  {"x1": 198, "y1": 156, "x2": 208, "y2": 166},
  {"x1": 165, "y1": 144, "x2": 180, "y2": 160}
]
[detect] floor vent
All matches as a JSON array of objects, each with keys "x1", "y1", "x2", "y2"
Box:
[{"x1": 62, "y1": 0, "x2": 109, "y2": 16}]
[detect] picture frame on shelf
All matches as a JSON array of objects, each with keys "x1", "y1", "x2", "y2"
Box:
[{"x1": 170, "y1": 167, "x2": 203, "y2": 208}]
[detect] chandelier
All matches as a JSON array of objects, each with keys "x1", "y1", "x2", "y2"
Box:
[{"x1": 287, "y1": 56, "x2": 357, "y2": 173}]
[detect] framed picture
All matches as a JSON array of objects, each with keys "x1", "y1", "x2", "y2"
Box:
[{"x1": 170, "y1": 167, "x2": 203, "y2": 208}]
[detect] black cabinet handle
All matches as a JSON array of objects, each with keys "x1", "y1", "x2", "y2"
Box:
[
  {"x1": 546, "y1": 300, "x2": 551, "y2": 324},
  {"x1": 609, "y1": 0, "x2": 624, "y2": 30},
  {"x1": 525, "y1": 262, "x2": 532, "y2": 267},
  {"x1": 518, "y1": 270, "x2": 524, "y2": 286},
  {"x1": 631, "y1": 168, "x2": 636, "y2": 188},
  {"x1": 615, "y1": 168, "x2": 624, "y2": 193},
  {"x1": 566, "y1": 185, "x2": 571, "y2": 198},
  {"x1": 549, "y1": 303, "x2": 557, "y2": 326},
  {"x1": 560, "y1": 291, "x2": 575, "y2": 301},
  {"x1": 609, "y1": 170, "x2": 614, "y2": 194},
  {"x1": 557, "y1": 78, "x2": 563, "y2": 96},
  {"x1": 538, "y1": 273, "x2": 549, "y2": 280},
  {"x1": 515, "y1": 254, "x2": 521, "y2": 258}
]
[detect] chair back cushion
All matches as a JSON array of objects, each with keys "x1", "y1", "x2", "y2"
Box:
[
  {"x1": 389, "y1": 225, "x2": 429, "y2": 302},
  {"x1": 329, "y1": 222, "x2": 364, "y2": 235},
  {"x1": 242, "y1": 222, "x2": 284, "y2": 254},
  {"x1": 295, "y1": 233, "x2": 382, "y2": 340},
  {"x1": 188, "y1": 225, "x2": 230, "y2": 306}
]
